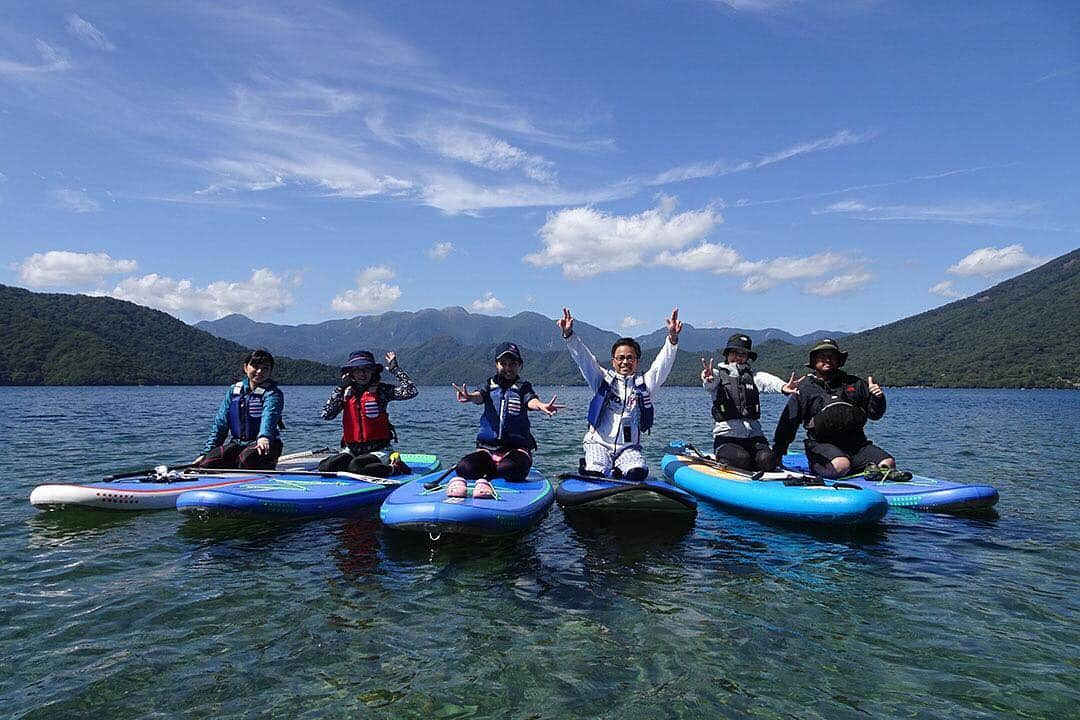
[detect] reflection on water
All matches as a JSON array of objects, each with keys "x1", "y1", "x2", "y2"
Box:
[{"x1": 1, "y1": 386, "x2": 1077, "y2": 719}]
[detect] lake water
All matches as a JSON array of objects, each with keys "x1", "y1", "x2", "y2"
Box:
[{"x1": 1, "y1": 385, "x2": 1077, "y2": 719}]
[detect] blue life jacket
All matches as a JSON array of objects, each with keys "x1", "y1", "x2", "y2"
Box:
[
  {"x1": 226, "y1": 381, "x2": 274, "y2": 442},
  {"x1": 476, "y1": 378, "x2": 535, "y2": 450},
  {"x1": 587, "y1": 371, "x2": 654, "y2": 433}
]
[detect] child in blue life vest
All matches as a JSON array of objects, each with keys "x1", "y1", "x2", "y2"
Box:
[
  {"x1": 317, "y1": 349, "x2": 418, "y2": 477},
  {"x1": 194, "y1": 349, "x2": 284, "y2": 470},
  {"x1": 701, "y1": 333, "x2": 801, "y2": 472},
  {"x1": 558, "y1": 307, "x2": 682, "y2": 480},
  {"x1": 450, "y1": 342, "x2": 562, "y2": 499}
]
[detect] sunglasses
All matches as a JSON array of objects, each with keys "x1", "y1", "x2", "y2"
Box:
[{"x1": 613, "y1": 354, "x2": 639, "y2": 362}]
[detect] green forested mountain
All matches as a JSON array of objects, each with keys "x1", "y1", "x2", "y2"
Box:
[
  {"x1": 3, "y1": 248, "x2": 1077, "y2": 387},
  {"x1": 0, "y1": 285, "x2": 337, "y2": 385},
  {"x1": 736, "y1": 249, "x2": 1080, "y2": 389}
]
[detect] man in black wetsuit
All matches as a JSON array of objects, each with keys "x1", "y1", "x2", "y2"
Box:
[{"x1": 772, "y1": 339, "x2": 909, "y2": 480}]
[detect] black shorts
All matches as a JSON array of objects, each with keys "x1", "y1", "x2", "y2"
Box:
[{"x1": 804, "y1": 437, "x2": 892, "y2": 472}]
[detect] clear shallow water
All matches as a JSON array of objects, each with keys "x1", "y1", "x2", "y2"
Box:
[{"x1": 1, "y1": 385, "x2": 1077, "y2": 719}]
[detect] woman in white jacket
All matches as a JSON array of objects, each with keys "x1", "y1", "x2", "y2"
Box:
[
  {"x1": 558, "y1": 307, "x2": 682, "y2": 480},
  {"x1": 702, "y1": 333, "x2": 800, "y2": 472}
]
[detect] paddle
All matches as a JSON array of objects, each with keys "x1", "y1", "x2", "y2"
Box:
[
  {"x1": 102, "y1": 445, "x2": 333, "y2": 482},
  {"x1": 423, "y1": 467, "x2": 457, "y2": 490},
  {"x1": 669, "y1": 441, "x2": 827, "y2": 486},
  {"x1": 103, "y1": 464, "x2": 196, "y2": 482},
  {"x1": 184, "y1": 467, "x2": 406, "y2": 486},
  {"x1": 668, "y1": 441, "x2": 765, "y2": 480},
  {"x1": 555, "y1": 471, "x2": 643, "y2": 486}
]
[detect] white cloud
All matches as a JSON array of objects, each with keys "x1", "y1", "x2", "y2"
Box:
[
  {"x1": 428, "y1": 241, "x2": 453, "y2": 261},
  {"x1": 715, "y1": 0, "x2": 797, "y2": 11},
  {"x1": 526, "y1": 196, "x2": 723, "y2": 279},
  {"x1": 66, "y1": 14, "x2": 116, "y2": 51},
  {"x1": 53, "y1": 188, "x2": 101, "y2": 213},
  {"x1": 19, "y1": 251, "x2": 137, "y2": 288},
  {"x1": 109, "y1": 268, "x2": 295, "y2": 318},
  {"x1": 947, "y1": 244, "x2": 1049, "y2": 277},
  {"x1": 803, "y1": 271, "x2": 875, "y2": 297},
  {"x1": 815, "y1": 199, "x2": 1040, "y2": 227},
  {"x1": 621, "y1": 316, "x2": 643, "y2": 329},
  {"x1": 654, "y1": 242, "x2": 862, "y2": 295},
  {"x1": 330, "y1": 266, "x2": 401, "y2": 314},
  {"x1": 470, "y1": 291, "x2": 505, "y2": 313},
  {"x1": 929, "y1": 280, "x2": 965, "y2": 298},
  {"x1": 0, "y1": 40, "x2": 71, "y2": 76},
  {"x1": 415, "y1": 126, "x2": 556, "y2": 183},
  {"x1": 651, "y1": 129, "x2": 872, "y2": 186}
]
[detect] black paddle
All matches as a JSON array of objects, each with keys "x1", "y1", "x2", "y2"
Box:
[
  {"x1": 423, "y1": 467, "x2": 457, "y2": 490},
  {"x1": 672, "y1": 442, "x2": 766, "y2": 480}
]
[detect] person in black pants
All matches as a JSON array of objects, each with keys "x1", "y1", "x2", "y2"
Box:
[{"x1": 772, "y1": 338, "x2": 909, "y2": 480}]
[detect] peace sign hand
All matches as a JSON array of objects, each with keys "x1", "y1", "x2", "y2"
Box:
[
  {"x1": 452, "y1": 382, "x2": 470, "y2": 402},
  {"x1": 558, "y1": 307, "x2": 574, "y2": 338},
  {"x1": 385, "y1": 351, "x2": 398, "y2": 370},
  {"x1": 700, "y1": 356, "x2": 715, "y2": 382},
  {"x1": 538, "y1": 394, "x2": 565, "y2": 416},
  {"x1": 782, "y1": 371, "x2": 805, "y2": 395},
  {"x1": 666, "y1": 308, "x2": 682, "y2": 343}
]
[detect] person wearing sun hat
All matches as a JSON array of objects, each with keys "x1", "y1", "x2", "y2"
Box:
[
  {"x1": 317, "y1": 349, "x2": 418, "y2": 477},
  {"x1": 772, "y1": 338, "x2": 909, "y2": 480},
  {"x1": 701, "y1": 333, "x2": 801, "y2": 472},
  {"x1": 450, "y1": 341, "x2": 563, "y2": 499}
]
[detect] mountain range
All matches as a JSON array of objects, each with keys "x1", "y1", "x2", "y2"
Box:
[
  {"x1": 2, "y1": 248, "x2": 1077, "y2": 387},
  {"x1": 195, "y1": 309, "x2": 846, "y2": 365}
]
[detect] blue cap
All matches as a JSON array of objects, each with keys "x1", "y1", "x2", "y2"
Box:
[{"x1": 494, "y1": 342, "x2": 523, "y2": 363}]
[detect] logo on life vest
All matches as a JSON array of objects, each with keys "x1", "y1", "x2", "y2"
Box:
[
  {"x1": 507, "y1": 395, "x2": 522, "y2": 414},
  {"x1": 363, "y1": 399, "x2": 380, "y2": 418}
]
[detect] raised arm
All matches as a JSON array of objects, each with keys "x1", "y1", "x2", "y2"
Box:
[
  {"x1": 561, "y1": 308, "x2": 606, "y2": 392},
  {"x1": 385, "y1": 352, "x2": 418, "y2": 401},
  {"x1": 643, "y1": 308, "x2": 682, "y2": 392}
]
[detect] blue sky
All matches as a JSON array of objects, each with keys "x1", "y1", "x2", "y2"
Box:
[{"x1": 1, "y1": 1, "x2": 1077, "y2": 335}]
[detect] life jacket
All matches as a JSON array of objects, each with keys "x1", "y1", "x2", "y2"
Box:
[
  {"x1": 476, "y1": 378, "x2": 535, "y2": 449},
  {"x1": 711, "y1": 365, "x2": 760, "y2": 421},
  {"x1": 226, "y1": 381, "x2": 276, "y2": 441},
  {"x1": 341, "y1": 387, "x2": 394, "y2": 446},
  {"x1": 806, "y1": 378, "x2": 867, "y2": 441},
  {"x1": 587, "y1": 371, "x2": 654, "y2": 433}
]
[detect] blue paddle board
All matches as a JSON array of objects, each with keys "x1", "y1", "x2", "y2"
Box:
[
  {"x1": 782, "y1": 452, "x2": 999, "y2": 512},
  {"x1": 175, "y1": 453, "x2": 439, "y2": 519},
  {"x1": 379, "y1": 467, "x2": 554, "y2": 536},
  {"x1": 662, "y1": 451, "x2": 887, "y2": 526}
]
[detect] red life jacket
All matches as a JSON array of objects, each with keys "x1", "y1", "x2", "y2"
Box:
[{"x1": 341, "y1": 388, "x2": 393, "y2": 445}]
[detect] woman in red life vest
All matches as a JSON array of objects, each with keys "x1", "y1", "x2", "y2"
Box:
[{"x1": 318, "y1": 350, "x2": 418, "y2": 477}]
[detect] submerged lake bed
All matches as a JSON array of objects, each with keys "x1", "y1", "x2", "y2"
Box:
[{"x1": 1, "y1": 386, "x2": 1077, "y2": 718}]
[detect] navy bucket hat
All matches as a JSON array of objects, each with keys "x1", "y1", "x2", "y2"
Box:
[{"x1": 341, "y1": 350, "x2": 382, "y2": 372}]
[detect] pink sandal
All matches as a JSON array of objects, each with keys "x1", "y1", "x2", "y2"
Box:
[
  {"x1": 445, "y1": 478, "x2": 467, "y2": 498},
  {"x1": 472, "y1": 478, "x2": 496, "y2": 499}
]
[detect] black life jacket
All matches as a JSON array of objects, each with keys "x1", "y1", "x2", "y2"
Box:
[
  {"x1": 711, "y1": 365, "x2": 760, "y2": 421},
  {"x1": 807, "y1": 377, "x2": 867, "y2": 441}
]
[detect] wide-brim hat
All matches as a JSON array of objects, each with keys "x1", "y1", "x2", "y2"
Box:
[
  {"x1": 342, "y1": 350, "x2": 382, "y2": 372},
  {"x1": 723, "y1": 333, "x2": 757, "y2": 362},
  {"x1": 494, "y1": 341, "x2": 523, "y2": 363},
  {"x1": 806, "y1": 338, "x2": 848, "y2": 368}
]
